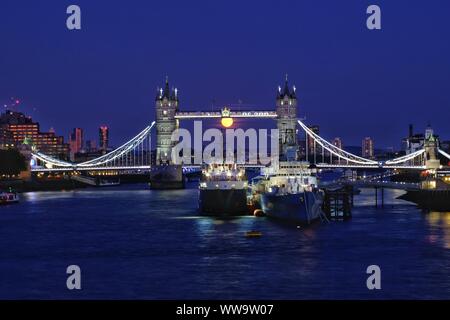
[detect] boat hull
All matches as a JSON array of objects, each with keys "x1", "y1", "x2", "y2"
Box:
[
  {"x1": 260, "y1": 191, "x2": 320, "y2": 224},
  {"x1": 199, "y1": 189, "x2": 249, "y2": 216}
]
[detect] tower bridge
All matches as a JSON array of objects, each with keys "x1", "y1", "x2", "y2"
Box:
[
  {"x1": 30, "y1": 77, "x2": 449, "y2": 175},
  {"x1": 153, "y1": 76, "x2": 297, "y2": 165}
]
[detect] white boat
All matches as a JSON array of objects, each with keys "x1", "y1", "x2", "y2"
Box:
[
  {"x1": 0, "y1": 191, "x2": 19, "y2": 205},
  {"x1": 257, "y1": 161, "x2": 326, "y2": 224}
]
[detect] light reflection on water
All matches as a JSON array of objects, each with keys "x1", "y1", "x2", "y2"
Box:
[
  {"x1": 426, "y1": 211, "x2": 450, "y2": 249},
  {"x1": 0, "y1": 184, "x2": 449, "y2": 299},
  {"x1": 354, "y1": 188, "x2": 409, "y2": 207}
]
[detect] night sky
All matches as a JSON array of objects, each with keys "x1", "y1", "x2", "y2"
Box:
[{"x1": 1, "y1": 0, "x2": 449, "y2": 148}]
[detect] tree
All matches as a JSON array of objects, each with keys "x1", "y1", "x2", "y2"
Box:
[{"x1": 0, "y1": 149, "x2": 27, "y2": 176}]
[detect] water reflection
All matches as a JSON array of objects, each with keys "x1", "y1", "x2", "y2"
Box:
[
  {"x1": 426, "y1": 211, "x2": 450, "y2": 249},
  {"x1": 355, "y1": 188, "x2": 411, "y2": 207},
  {"x1": 24, "y1": 190, "x2": 76, "y2": 202},
  {"x1": 1, "y1": 184, "x2": 450, "y2": 299}
]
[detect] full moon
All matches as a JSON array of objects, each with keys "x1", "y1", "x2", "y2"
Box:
[{"x1": 221, "y1": 117, "x2": 233, "y2": 128}]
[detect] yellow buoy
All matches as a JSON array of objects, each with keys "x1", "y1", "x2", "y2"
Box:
[{"x1": 245, "y1": 231, "x2": 262, "y2": 238}]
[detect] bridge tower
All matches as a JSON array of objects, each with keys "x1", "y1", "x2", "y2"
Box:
[
  {"x1": 155, "y1": 77, "x2": 179, "y2": 165},
  {"x1": 424, "y1": 125, "x2": 441, "y2": 170},
  {"x1": 276, "y1": 75, "x2": 298, "y2": 160}
]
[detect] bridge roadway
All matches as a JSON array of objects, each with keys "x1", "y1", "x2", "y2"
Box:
[
  {"x1": 345, "y1": 180, "x2": 421, "y2": 190},
  {"x1": 315, "y1": 163, "x2": 426, "y2": 170},
  {"x1": 174, "y1": 110, "x2": 277, "y2": 119},
  {"x1": 319, "y1": 171, "x2": 420, "y2": 191},
  {"x1": 31, "y1": 166, "x2": 151, "y2": 173},
  {"x1": 30, "y1": 117, "x2": 442, "y2": 172},
  {"x1": 71, "y1": 175, "x2": 99, "y2": 186}
]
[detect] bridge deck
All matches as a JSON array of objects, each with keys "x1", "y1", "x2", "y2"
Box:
[
  {"x1": 346, "y1": 180, "x2": 420, "y2": 190},
  {"x1": 175, "y1": 110, "x2": 277, "y2": 119}
]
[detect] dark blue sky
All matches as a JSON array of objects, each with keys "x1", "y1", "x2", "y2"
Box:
[{"x1": 1, "y1": 0, "x2": 449, "y2": 148}]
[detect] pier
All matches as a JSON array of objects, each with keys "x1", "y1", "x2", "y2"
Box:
[
  {"x1": 322, "y1": 186, "x2": 353, "y2": 220},
  {"x1": 345, "y1": 180, "x2": 421, "y2": 208}
]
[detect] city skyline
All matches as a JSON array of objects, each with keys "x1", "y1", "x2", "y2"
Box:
[
  {"x1": 1, "y1": 104, "x2": 446, "y2": 156},
  {"x1": 1, "y1": 1, "x2": 449, "y2": 148},
  {"x1": 1, "y1": 74, "x2": 446, "y2": 151}
]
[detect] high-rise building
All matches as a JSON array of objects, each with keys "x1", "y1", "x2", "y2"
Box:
[
  {"x1": 307, "y1": 125, "x2": 320, "y2": 156},
  {"x1": 362, "y1": 137, "x2": 374, "y2": 159},
  {"x1": 276, "y1": 75, "x2": 298, "y2": 160},
  {"x1": 69, "y1": 128, "x2": 83, "y2": 159},
  {"x1": 332, "y1": 137, "x2": 342, "y2": 150},
  {"x1": 0, "y1": 126, "x2": 14, "y2": 149},
  {"x1": 155, "y1": 77, "x2": 179, "y2": 165},
  {"x1": 0, "y1": 110, "x2": 69, "y2": 159},
  {"x1": 99, "y1": 126, "x2": 109, "y2": 153},
  {"x1": 85, "y1": 139, "x2": 97, "y2": 152}
]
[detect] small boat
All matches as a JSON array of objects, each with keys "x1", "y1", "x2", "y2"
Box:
[
  {"x1": 245, "y1": 231, "x2": 262, "y2": 238},
  {"x1": 0, "y1": 191, "x2": 19, "y2": 205},
  {"x1": 97, "y1": 178, "x2": 121, "y2": 187}
]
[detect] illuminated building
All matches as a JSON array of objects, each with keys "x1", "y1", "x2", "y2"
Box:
[
  {"x1": 155, "y1": 77, "x2": 179, "y2": 164},
  {"x1": 99, "y1": 126, "x2": 109, "y2": 153},
  {"x1": 85, "y1": 139, "x2": 97, "y2": 152},
  {"x1": 362, "y1": 137, "x2": 374, "y2": 159},
  {"x1": 276, "y1": 75, "x2": 298, "y2": 160},
  {"x1": 307, "y1": 125, "x2": 320, "y2": 155},
  {"x1": 69, "y1": 128, "x2": 84, "y2": 160},
  {"x1": 73, "y1": 139, "x2": 101, "y2": 162},
  {"x1": 333, "y1": 137, "x2": 342, "y2": 150},
  {"x1": 402, "y1": 124, "x2": 441, "y2": 160},
  {"x1": 0, "y1": 110, "x2": 69, "y2": 159},
  {"x1": 0, "y1": 127, "x2": 14, "y2": 149}
]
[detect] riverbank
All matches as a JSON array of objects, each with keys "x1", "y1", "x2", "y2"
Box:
[
  {"x1": 398, "y1": 189, "x2": 450, "y2": 211},
  {"x1": 0, "y1": 178, "x2": 85, "y2": 192},
  {"x1": 0, "y1": 174, "x2": 152, "y2": 192}
]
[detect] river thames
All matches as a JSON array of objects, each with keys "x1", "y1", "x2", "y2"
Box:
[{"x1": 0, "y1": 183, "x2": 449, "y2": 299}]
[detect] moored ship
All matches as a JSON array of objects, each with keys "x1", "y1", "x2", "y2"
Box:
[
  {"x1": 198, "y1": 164, "x2": 249, "y2": 216},
  {"x1": 257, "y1": 161, "x2": 325, "y2": 225}
]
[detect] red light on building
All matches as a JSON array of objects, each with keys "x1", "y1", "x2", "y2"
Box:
[{"x1": 99, "y1": 126, "x2": 109, "y2": 153}]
